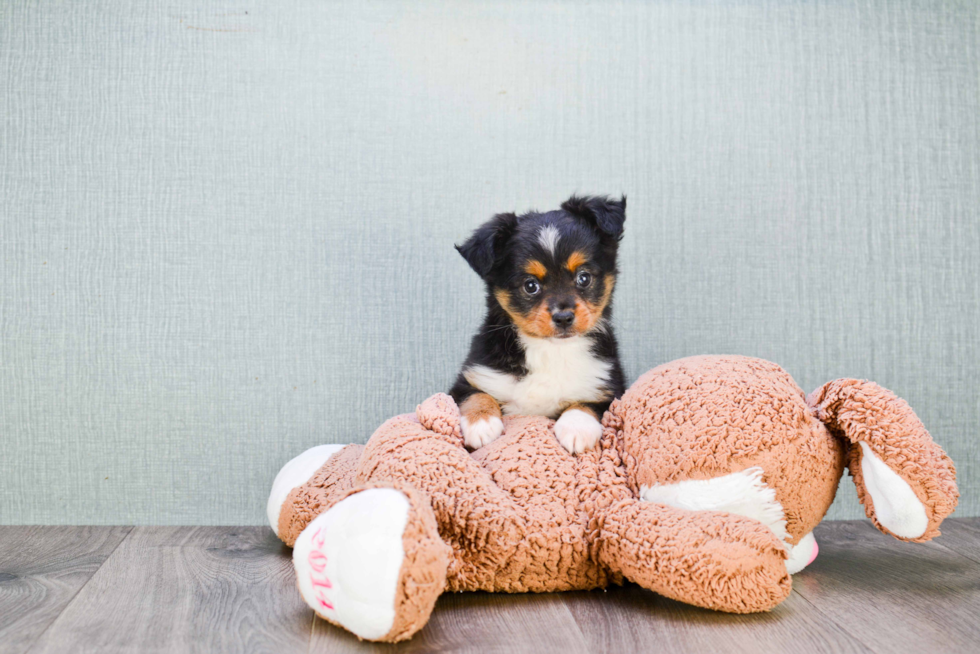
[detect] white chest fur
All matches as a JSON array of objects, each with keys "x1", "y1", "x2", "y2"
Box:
[{"x1": 463, "y1": 335, "x2": 612, "y2": 418}]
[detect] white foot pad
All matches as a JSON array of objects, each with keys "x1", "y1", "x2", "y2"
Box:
[
  {"x1": 293, "y1": 488, "x2": 410, "y2": 641},
  {"x1": 554, "y1": 409, "x2": 603, "y2": 454},
  {"x1": 859, "y1": 442, "x2": 929, "y2": 539},
  {"x1": 785, "y1": 531, "x2": 818, "y2": 574},
  {"x1": 267, "y1": 444, "x2": 345, "y2": 536}
]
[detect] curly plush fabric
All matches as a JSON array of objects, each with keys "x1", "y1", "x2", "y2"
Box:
[
  {"x1": 808, "y1": 379, "x2": 958, "y2": 541},
  {"x1": 272, "y1": 355, "x2": 958, "y2": 642},
  {"x1": 618, "y1": 356, "x2": 848, "y2": 545}
]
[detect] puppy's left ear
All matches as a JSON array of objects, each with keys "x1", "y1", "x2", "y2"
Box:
[
  {"x1": 455, "y1": 212, "x2": 519, "y2": 278},
  {"x1": 561, "y1": 195, "x2": 626, "y2": 239}
]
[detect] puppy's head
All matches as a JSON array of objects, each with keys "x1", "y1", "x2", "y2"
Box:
[{"x1": 456, "y1": 195, "x2": 626, "y2": 339}]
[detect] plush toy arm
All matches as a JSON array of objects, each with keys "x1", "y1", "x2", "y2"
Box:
[
  {"x1": 808, "y1": 379, "x2": 958, "y2": 542},
  {"x1": 596, "y1": 499, "x2": 791, "y2": 613},
  {"x1": 415, "y1": 393, "x2": 465, "y2": 444}
]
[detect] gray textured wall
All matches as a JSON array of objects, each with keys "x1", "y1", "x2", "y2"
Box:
[{"x1": 1, "y1": 0, "x2": 977, "y2": 525}]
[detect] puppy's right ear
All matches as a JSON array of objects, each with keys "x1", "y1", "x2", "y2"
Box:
[
  {"x1": 561, "y1": 195, "x2": 626, "y2": 239},
  {"x1": 455, "y1": 212, "x2": 518, "y2": 278}
]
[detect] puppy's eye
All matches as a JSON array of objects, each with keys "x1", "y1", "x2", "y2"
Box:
[
  {"x1": 523, "y1": 279, "x2": 541, "y2": 295},
  {"x1": 576, "y1": 271, "x2": 593, "y2": 288}
]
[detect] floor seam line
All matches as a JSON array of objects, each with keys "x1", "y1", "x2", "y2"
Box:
[
  {"x1": 557, "y1": 595, "x2": 594, "y2": 654},
  {"x1": 306, "y1": 612, "x2": 317, "y2": 653},
  {"x1": 789, "y1": 588, "x2": 881, "y2": 654},
  {"x1": 925, "y1": 537, "x2": 980, "y2": 565},
  {"x1": 21, "y1": 525, "x2": 135, "y2": 654}
]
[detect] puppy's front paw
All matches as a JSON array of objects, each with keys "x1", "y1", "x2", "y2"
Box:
[
  {"x1": 461, "y1": 415, "x2": 504, "y2": 450},
  {"x1": 554, "y1": 408, "x2": 602, "y2": 454}
]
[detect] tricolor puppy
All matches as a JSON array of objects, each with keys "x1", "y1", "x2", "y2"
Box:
[{"x1": 450, "y1": 195, "x2": 627, "y2": 454}]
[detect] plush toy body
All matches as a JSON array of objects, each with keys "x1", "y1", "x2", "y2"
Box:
[{"x1": 268, "y1": 356, "x2": 958, "y2": 642}]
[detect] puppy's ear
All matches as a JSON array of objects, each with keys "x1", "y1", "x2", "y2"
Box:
[
  {"x1": 455, "y1": 212, "x2": 519, "y2": 278},
  {"x1": 561, "y1": 195, "x2": 626, "y2": 238}
]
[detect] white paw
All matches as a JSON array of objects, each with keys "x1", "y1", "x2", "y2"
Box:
[
  {"x1": 461, "y1": 415, "x2": 504, "y2": 450},
  {"x1": 293, "y1": 489, "x2": 410, "y2": 641},
  {"x1": 267, "y1": 444, "x2": 346, "y2": 536},
  {"x1": 554, "y1": 409, "x2": 602, "y2": 454}
]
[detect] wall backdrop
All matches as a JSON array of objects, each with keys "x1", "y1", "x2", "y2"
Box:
[{"x1": 2, "y1": 0, "x2": 978, "y2": 525}]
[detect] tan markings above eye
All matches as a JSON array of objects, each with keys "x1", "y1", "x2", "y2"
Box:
[
  {"x1": 524, "y1": 260, "x2": 547, "y2": 278},
  {"x1": 566, "y1": 251, "x2": 587, "y2": 272}
]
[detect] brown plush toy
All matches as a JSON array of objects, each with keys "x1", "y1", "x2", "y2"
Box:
[{"x1": 267, "y1": 355, "x2": 958, "y2": 642}]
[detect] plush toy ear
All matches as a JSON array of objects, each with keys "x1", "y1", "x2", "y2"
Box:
[
  {"x1": 808, "y1": 379, "x2": 959, "y2": 542},
  {"x1": 455, "y1": 212, "x2": 518, "y2": 278},
  {"x1": 561, "y1": 195, "x2": 626, "y2": 238}
]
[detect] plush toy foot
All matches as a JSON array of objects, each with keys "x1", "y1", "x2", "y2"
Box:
[
  {"x1": 292, "y1": 486, "x2": 450, "y2": 642},
  {"x1": 599, "y1": 499, "x2": 792, "y2": 613},
  {"x1": 268, "y1": 445, "x2": 346, "y2": 538},
  {"x1": 785, "y1": 531, "x2": 818, "y2": 574},
  {"x1": 639, "y1": 466, "x2": 816, "y2": 574}
]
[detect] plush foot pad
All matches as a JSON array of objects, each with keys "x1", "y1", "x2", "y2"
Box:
[
  {"x1": 293, "y1": 489, "x2": 412, "y2": 641},
  {"x1": 785, "y1": 531, "x2": 818, "y2": 574},
  {"x1": 267, "y1": 444, "x2": 346, "y2": 537}
]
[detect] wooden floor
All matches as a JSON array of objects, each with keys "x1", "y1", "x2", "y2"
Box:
[{"x1": 1, "y1": 519, "x2": 979, "y2": 653}]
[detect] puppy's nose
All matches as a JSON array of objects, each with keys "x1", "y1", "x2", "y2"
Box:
[{"x1": 552, "y1": 310, "x2": 575, "y2": 329}]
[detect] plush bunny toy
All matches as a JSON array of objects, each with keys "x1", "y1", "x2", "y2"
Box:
[{"x1": 267, "y1": 355, "x2": 958, "y2": 642}]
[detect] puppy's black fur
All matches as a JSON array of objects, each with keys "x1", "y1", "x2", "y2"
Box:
[{"x1": 450, "y1": 195, "x2": 627, "y2": 420}]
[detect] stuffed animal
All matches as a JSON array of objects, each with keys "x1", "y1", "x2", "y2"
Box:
[{"x1": 267, "y1": 355, "x2": 958, "y2": 642}]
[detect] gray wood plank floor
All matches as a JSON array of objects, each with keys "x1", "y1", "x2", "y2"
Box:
[
  {"x1": 1, "y1": 520, "x2": 978, "y2": 654},
  {"x1": 0, "y1": 526, "x2": 131, "y2": 654}
]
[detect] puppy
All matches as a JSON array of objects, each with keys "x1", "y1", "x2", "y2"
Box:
[{"x1": 450, "y1": 195, "x2": 627, "y2": 454}]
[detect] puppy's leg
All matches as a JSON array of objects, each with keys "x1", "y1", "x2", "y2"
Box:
[
  {"x1": 554, "y1": 403, "x2": 604, "y2": 454},
  {"x1": 459, "y1": 392, "x2": 504, "y2": 449}
]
